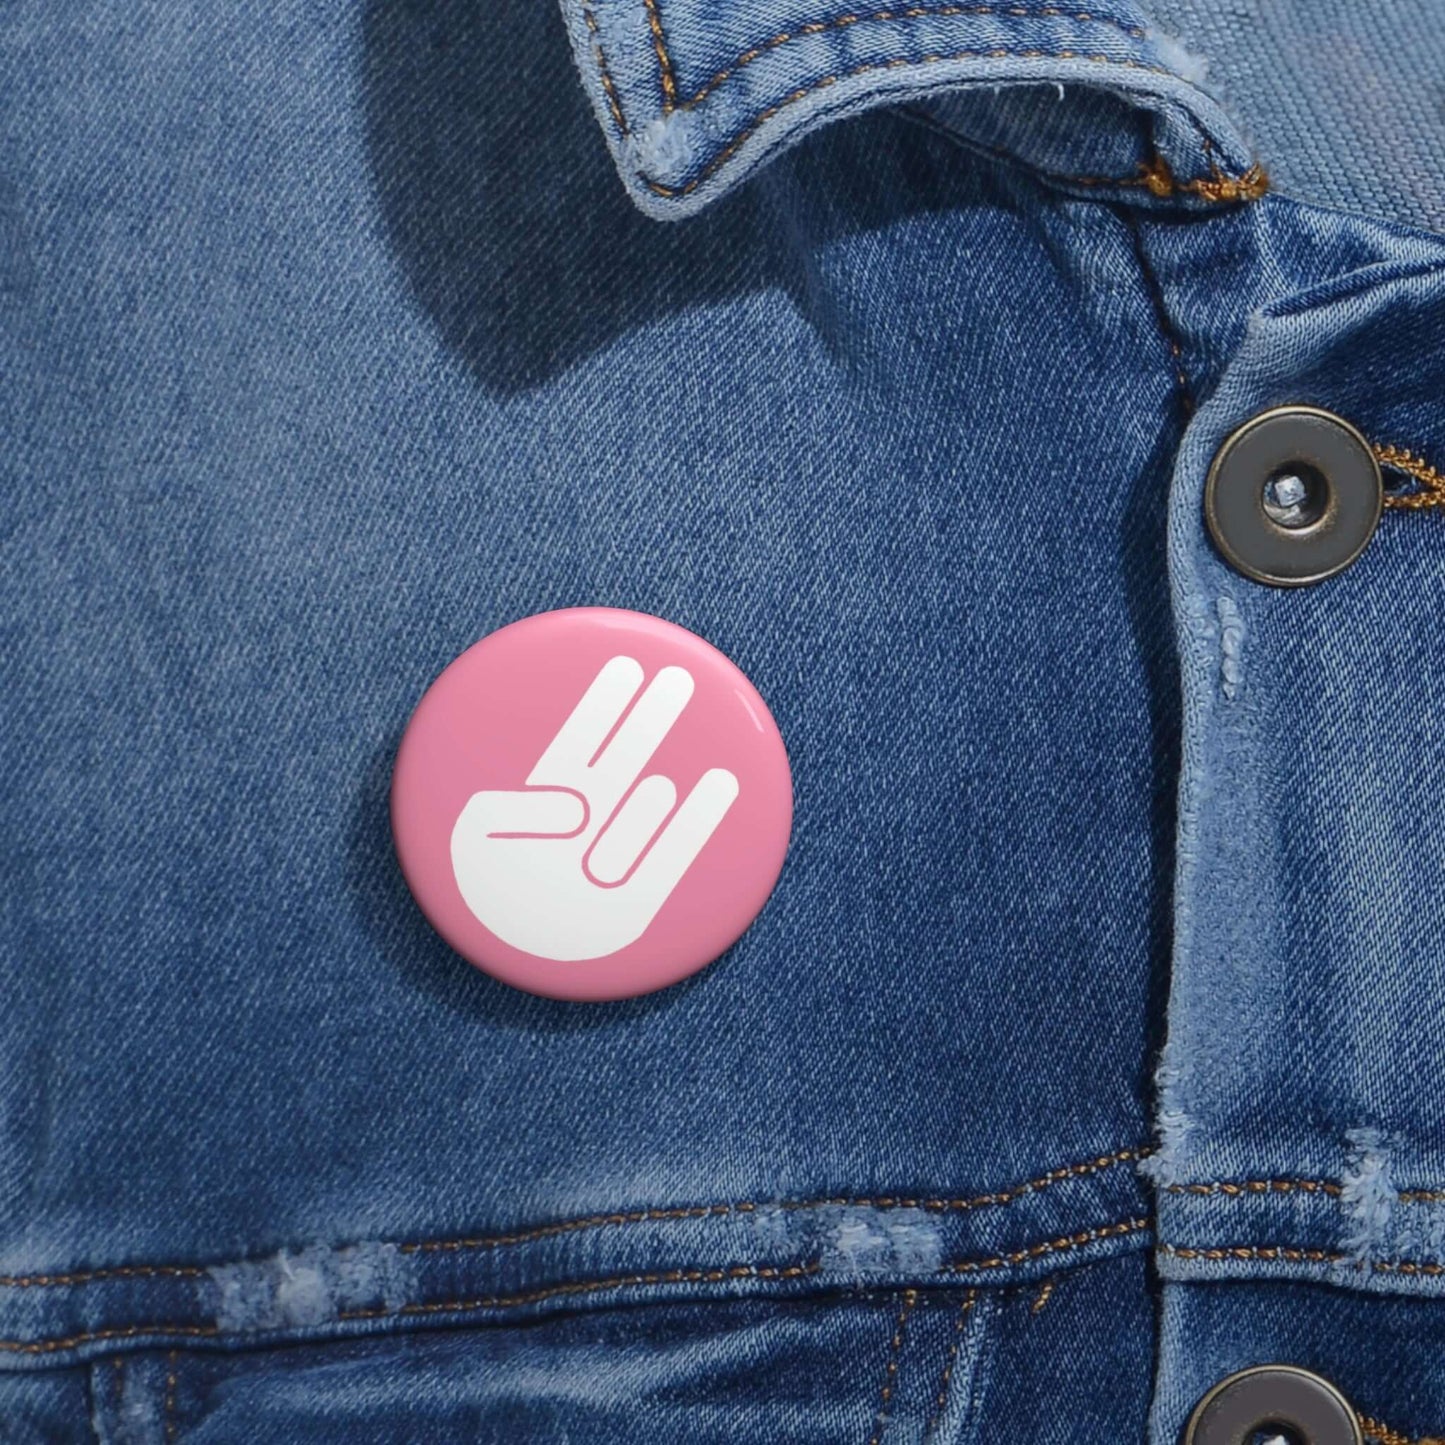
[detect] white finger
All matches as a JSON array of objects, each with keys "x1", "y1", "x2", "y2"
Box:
[
  {"x1": 528, "y1": 656, "x2": 644, "y2": 784},
  {"x1": 455, "y1": 788, "x2": 586, "y2": 839},
  {"x1": 589, "y1": 665, "x2": 694, "y2": 794},
  {"x1": 586, "y1": 774, "x2": 677, "y2": 885},
  {"x1": 626, "y1": 767, "x2": 739, "y2": 907}
]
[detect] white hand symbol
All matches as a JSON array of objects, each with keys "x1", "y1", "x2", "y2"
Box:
[{"x1": 450, "y1": 656, "x2": 740, "y2": 961}]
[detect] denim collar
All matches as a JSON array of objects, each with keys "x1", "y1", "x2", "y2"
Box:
[{"x1": 561, "y1": 0, "x2": 1260, "y2": 220}]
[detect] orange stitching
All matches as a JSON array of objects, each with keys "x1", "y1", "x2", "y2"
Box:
[
  {"x1": 643, "y1": 0, "x2": 677, "y2": 108},
  {"x1": 894, "y1": 114, "x2": 1263, "y2": 204},
  {"x1": 942, "y1": 1217, "x2": 1150, "y2": 1273},
  {"x1": 678, "y1": 5, "x2": 1148, "y2": 111},
  {"x1": 1360, "y1": 1414, "x2": 1445, "y2": 1445},
  {"x1": 1131, "y1": 152, "x2": 1268, "y2": 202},
  {"x1": 341, "y1": 1260, "x2": 825, "y2": 1322},
  {"x1": 1029, "y1": 1277, "x2": 1056, "y2": 1313},
  {"x1": 1161, "y1": 1241, "x2": 1445, "y2": 1277},
  {"x1": 1160, "y1": 1242, "x2": 1346, "y2": 1264},
  {"x1": 926, "y1": 1291, "x2": 977, "y2": 1434},
  {"x1": 163, "y1": 1349, "x2": 179, "y2": 1443},
  {"x1": 867, "y1": 1289, "x2": 918, "y2": 1445},
  {"x1": 400, "y1": 1201, "x2": 748, "y2": 1254},
  {"x1": 0, "y1": 1213, "x2": 1150, "y2": 1356},
  {"x1": 1375, "y1": 443, "x2": 1445, "y2": 510},
  {"x1": 0, "y1": 1323, "x2": 222, "y2": 1358},
  {"x1": 1165, "y1": 1177, "x2": 1445, "y2": 1203},
  {"x1": 598, "y1": 3, "x2": 1268, "y2": 201},
  {"x1": 1165, "y1": 1178, "x2": 1343, "y2": 1198},
  {"x1": 113, "y1": 1355, "x2": 124, "y2": 1411},
  {"x1": 1362, "y1": 1418, "x2": 1413, "y2": 1445},
  {"x1": 638, "y1": 50, "x2": 1260, "y2": 200},
  {"x1": 0, "y1": 1147, "x2": 1148, "y2": 1291},
  {"x1": 0, "y1": 1262, "x2": 206, "y2": 1289},
  {"x1": 1006, "y1": 148, "x2": 1265, "y2": 201},
  {"x1": 400, "y1": 1147, "x2": 1149, "y2": 1256},
  {"x1": 582, "y1": 5, "x2": 627, "y2": 133}
]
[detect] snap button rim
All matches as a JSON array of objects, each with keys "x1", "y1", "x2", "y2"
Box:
[
  {"x1": 1182, "y1": 1363, "x2": 1363, "y2": 1445},
  {"x1": 1204, "y1": 404, "x2": 1383, "y2": 588}
]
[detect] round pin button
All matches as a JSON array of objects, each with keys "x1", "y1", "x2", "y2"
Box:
[{"x1": 391, "y1": 608, "x2": 793, "y2": 1001}]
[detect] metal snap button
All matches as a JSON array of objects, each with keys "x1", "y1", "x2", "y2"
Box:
[
  {"x1": 1204, "y1": 405, "x2": 1382, "y2": 586},
  {"x1": 1183, "y1": 1365, "x2": 1362, "y2": 1445}
]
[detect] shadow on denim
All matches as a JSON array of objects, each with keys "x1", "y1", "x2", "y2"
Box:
[{"x1": 359, "y1": 0, "x2": 978, "y2": 393}]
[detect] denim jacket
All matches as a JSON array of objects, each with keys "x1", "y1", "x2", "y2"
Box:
[{"x1": 5, "y1": 0, "x2": 1445, "y2": 1440}]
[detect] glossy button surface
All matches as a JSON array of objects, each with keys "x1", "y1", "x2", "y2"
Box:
[
  {"x1": 1184, "y1": 1365, "x2": 1363, "y2": 1445},
  {"x1": 1204, "y1": 405, "x2": 1382, "y2": 586},
  {"x1": 391, "y1": 608, "x2": 793, "y2": 1001}
]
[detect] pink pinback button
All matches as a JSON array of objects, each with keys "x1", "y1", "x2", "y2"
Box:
[{"x1": 390, "y1": 608, "x2": 793, "y2": 1001}]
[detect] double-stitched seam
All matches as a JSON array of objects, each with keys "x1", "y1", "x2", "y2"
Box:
[
  {"x1": 867, "y1": 1289, "x2": 919, "y2": 1445},
  {"x1": 1160, "y1": 1242, "x2": 1445, "y2": 1276},
  {"x1": 942, "y1": 1217, "x2": 1150, "y2": 1273},
  {"x1": 334, "y1": 1259, "x2": 824, "y2": 1323},
  {"x1": 642, "y1": 50, "x2": 1205, "y2": 199},
  {"x1": 1375, "y1": 443, "x2": 1445, "y2": 510},
  {"x1": 400, "y1": 1146, "x2": 1149, "y2": 1257},
  {"x1": 923, "y1": 1291, "x2": 978, "y2": 1439},
  {"x1": 0, "y1": 1146, "x2": 1148, "y2": 1292},
  {"x1": 0, "y1": 1215, "x2": 1151, "y2": 1357},
  {"x1": 0, "y1": 1266, "x2": 822, "y2": 1356},
  {"x1": 1165, "y1": 1177, "x2": 1445, "y2": 1203},
  {"x1": 590, "y1": 4, "x2": 1267, "y2": 201},
  {"x1": 1360, "y1": 1413, "x2": 1445, "y2": 1445}
]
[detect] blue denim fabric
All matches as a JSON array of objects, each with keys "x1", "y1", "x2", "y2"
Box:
[{"x1": 4, "y1": 0, "x2": 1445, "y2": 1440}]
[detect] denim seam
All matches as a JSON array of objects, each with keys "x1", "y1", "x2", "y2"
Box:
[
  {"x1": 942, "y1": 1217, "x2": 1150, "y2": 1274},
  {"x1": 1122, "y1": 208, "x2": 1196, "y2": 418},
  {"x1": 0, "y1": 1219, "x2": 1150, "y2": 1357},
  {"x1": 639, "y1": 49, "x2": 1201, "y2": 199},
  {"x1": 924, "y1": 1289, "x2": 978, "y2": 1436},
  {"x1": 1164, "y1": 1177, "x2": 1445, "y2": 1203},
  {"x1": 0, "y1": 1144, "x2": 1145, "y2": 1290},
  {"x1": 596, "y1": 5, "x2": 1269, "y2": 201},
  {"x1": 865, "y1": 1288, "x2": 918, "y2": 1445},
  {"x1": 649, "y1": 5, "x2": 1149, "y2": 117},
  {"x1": 396, "y1": 1147, "x2": 1152, "y2": 1258},
  {"x1": 1159, "y1": 1242, "x2": 1445, "y2": 1275},
  {"x1": 894, "y1": 104, "x2": 1265, "y2": 207},
  {"x1": 1029, "y1": 1276, "x2": 1056, "y2": 1313}
]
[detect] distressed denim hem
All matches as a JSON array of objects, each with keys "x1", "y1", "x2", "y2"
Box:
[
  {"x1": 0, "y1": 1147, "x2": 1150, "y2": 1368},
  {"x1": 1158, "y1": 1178, "x2": 1445, "y2": 1300}
]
